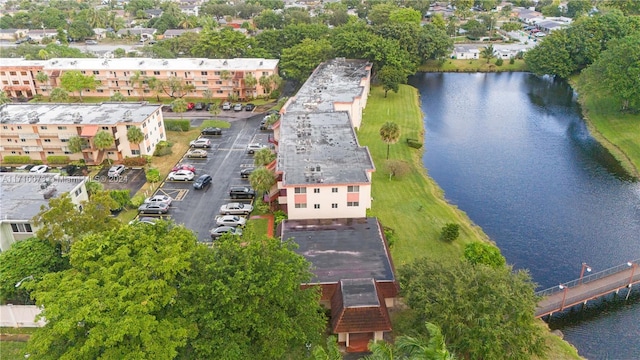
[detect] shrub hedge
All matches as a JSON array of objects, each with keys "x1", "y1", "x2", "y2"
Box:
[
  {"x1": 406, "y1": 138, "x2": 423, "y2": 149},
  {"x1": 46, "y1": 155, "x2": 70, "y2": 164},
  {"x1": 165, "y1": 119, "x2": 190, "y2": 131},
  {"x1": 123, "y1": 156, "x2": 148, "y2": 167}
]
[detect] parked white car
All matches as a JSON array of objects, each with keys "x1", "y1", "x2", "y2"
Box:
[
  {"x1": 189, "y1": 138, "x2": 211, "y2": 148},
  {"x1": 215, "y1": 215, "x2": 247, "y2": 227},
  {"x1": 168, "y1": 169, "x2": 195, "y2": 181},
  {"x1": 108, "y1": 164, "x2": 125, "y2": 177},
  {"x1": 144, "y1": 195, "x2": 173, "y2": 205},
  {"x1": 219, "y1": 202, "x2": 254, "y2": 215},
  {"x1": 29, "y1": 165, "x2": 49, "y2": 173}
]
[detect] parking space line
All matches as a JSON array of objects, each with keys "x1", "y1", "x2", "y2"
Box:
[{"x1": 157, "y1": 188, "x2": 189, "y2": 201}]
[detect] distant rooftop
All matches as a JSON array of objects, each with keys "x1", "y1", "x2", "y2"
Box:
[
  {"x1": 280, "y1": 217, "x2": 394, "y2": 284},
  {"x1": 278, "y1": 59, "x2": 374, "y2": 186},
  {"x1": 0, "y1": 102, "x2": 161, "y2": 125},
  {"x1": 341, "y1": 279, "x2": 380, "y2": 307},
  {"x1": 1, "y1": 58, "x2": 279, "y2": 72},
  {"x1": 0, "y1": 173, "x2": 86, "y2": 221}
]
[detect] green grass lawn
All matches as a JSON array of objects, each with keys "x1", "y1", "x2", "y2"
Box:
[
  {"x1": 358, "y1": 85, "x2": 491, "y2": 266},
  {"x1": 574, "y1": 86, "x2": 640, "y2": 179},
  {"x1": 420, "y1": 59, "x2": 528, "y2": 73}
]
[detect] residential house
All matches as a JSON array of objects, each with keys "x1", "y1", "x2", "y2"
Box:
[
  {"x1": 0, "y1": 172, "x2": 88, "y2": 252},
  {"x1": 0, "y1": 29, "x2": 28, "y2": 41},
  {"x1": 513, "y1": 7, "x2": 543, "y2": 24},
  {"x1": 279, "y1": 218, "x2": 399, "y2": 352},
  {"x1": 0, "y1": 102, "x2": 165, "y2": 165},
  {"x1": 163, "y1": 28, "x2": 202, "y2": 39},
  {"x1": 0, "y1": 57, "x2": 279, "y2": 100},
  {"x1": 272, "y1": 58, "x2": 374, "y2": 220},
  {"x1": 116, "y1": 27, "x2": 157, "y2": 40},
  {"x1": 25, "y1": 29, "x2": 58, "y2": 43}
]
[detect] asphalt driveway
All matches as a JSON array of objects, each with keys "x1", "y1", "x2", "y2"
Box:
[
  {"x1": 95, "y1": 167, "x2": 147, "y2": 195},
  {"x1": 144, "y1": 112, "x2": 271, "y2": 242}
]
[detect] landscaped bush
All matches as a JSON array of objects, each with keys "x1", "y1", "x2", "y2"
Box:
[
  {"x1": 164, "y1": 119, "x2": 190, "y2": 131},
  {"x1": 406, "y1": 138, "x2": 423, "y2": 149},
  {"x1": 46, "y1": 155, "x2": 70, "y2": 165},
  {"x1": 146, "y1": 168, "x2": 160, "y2": 183},
  {"x1": 383, "y1": 226, "x2": 397, "y2": 248},
  {"x1": 440, "y1": 223, "x2": 460, "y2": 242},
  {"x1": 273, "y1": 210, "x2": 287, "y2": 225},
  {"x1": 3, "y1": 155, "x2": 31, "y2": 164},
  {"x1": 153, "y1": 141, "x2": 173, "y2": 156},
  {"x1": 123, "y1": 156, "x2": 148, "y2": 167},
  {"x1": 130, "y1": 194, "x2": 145, "y2": 207},
  {"x1": 495, "y1": 58, "x2": 504, "y2": 66}
]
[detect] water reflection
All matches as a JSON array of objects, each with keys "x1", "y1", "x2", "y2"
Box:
[{"x1": 409, "y1": 72, "x2": 640, "y2": 359}]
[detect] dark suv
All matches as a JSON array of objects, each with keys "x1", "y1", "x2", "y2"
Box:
[{"x1": 229, "y1": 186, "x2": 256, "y2": 199}]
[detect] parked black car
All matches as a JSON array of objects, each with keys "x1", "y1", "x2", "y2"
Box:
[
  {"x1": 193, "y1": 174, "x2": 212, "y2": 189},
  {"x1": 194, "y1": 102, "x2": 205, "y2": 111},
  {"x1": 201, "y1": 127, "x2": 222, "y2": 136},
  {"x1": 245, "y1": 103, "x2": 255, "y2": 111},
  {"x1": 229, "y1": 186, "x2": 256, "y2": 199},
  {"x1": 205, "y1": 103, "x2": 215, "y2": 111}
]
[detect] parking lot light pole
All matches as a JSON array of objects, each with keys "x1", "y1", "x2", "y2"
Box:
[
  {"x1": 559, "y1": 284, "x2": 568, "y2": 310},
  {"x1": 579, "y1": 262, "x2": 591, "y2": 285}
]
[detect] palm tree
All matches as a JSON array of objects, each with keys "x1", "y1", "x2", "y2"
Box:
[
  {"x1": 379, "y1": 122, "x2": 400, "y2": 160},
  {"x1": 38, "y1": 49, "x2": 49, "y2": 60},
  {"x1": 68, "y1": 136, "x2": 87, "y2": 154},
  {"x1": 244, "y1": 73, "x2": 257, "y2": 99},
  {"x1": 35, "y1": 72, "x2": 49, "y2": 92},
  {"x1": 49, "y1": 88, "x2": 69, "y2": 102},
  {"x1": 249, "y1": 167, "x2": 276, "y2": 204},
  {"x1": 0, "y1": 90, "x2": 11, "y2": 104},
  {"x1": 312, "y1": 336, "x2": 342, "y2": 360},
  {"x1": 146, "y1": 76, "x2": 161, "y2": 102},
  {"x1": 259, "y1": 75, "x2": 273, "y2": 98},
  {"x1": 129, "y1": 71, "x2": 145, "y2": 100},
  {"x1": 171, "y1": 98, "x2": 188, "y2": 119},
  {"x1": 364, "y1": 340, "x2": 397, "y2": 360},
  {"x1": 395, "y1": 322, "x2": 457, "y2": 360},
  {"x1": 126, "y1": 126, "x2": 144, "y2": 155},
  {"x1": 480, "y1": 45, "x2": 495, "y2": 63},
  {"x1": 254, "y1": 148, "x2": 276, "y2": 167},
  {"x1": 94, "y1": 130, "x2": 115, "y2": 164},
  {"x1": 178, "y1": 16, "x2": 197, "y2": 29}
]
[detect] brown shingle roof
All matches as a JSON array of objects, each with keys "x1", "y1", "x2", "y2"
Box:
[{"x1": 331, "y1": 279, "x2": 392, "y2": 333}]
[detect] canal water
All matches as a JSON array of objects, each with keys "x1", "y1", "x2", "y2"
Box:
[{"x1": 409, "y1": 72, "x2": 640, "y2": 359}]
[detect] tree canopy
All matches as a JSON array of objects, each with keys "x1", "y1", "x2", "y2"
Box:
[{"x1": 399, "y1": 258, "x2": 546, "y2": 360}]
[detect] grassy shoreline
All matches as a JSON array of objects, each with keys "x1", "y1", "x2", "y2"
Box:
[{"x1": 359, "y1": 85, "x2": 581, "y2": 359}]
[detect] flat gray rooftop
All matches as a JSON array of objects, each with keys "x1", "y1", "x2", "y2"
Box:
[
  {"x1": 278, "y1": 59, "x2": 374, "y2": 186},
  {"x1": 280, "y1": 217, "x2": 394, "y2": 284},
  {"x1": 0, "y1": 173, "x2": 86, "y2": 221},
  {"x1": 0, "y1": 103, "x2": 161, "y2": 125},
  {"x1": 341, "y1": 278, "x2": 380, "y2": 307}
]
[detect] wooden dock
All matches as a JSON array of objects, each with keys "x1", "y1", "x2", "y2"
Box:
[{"x1": 535, "y1": 259, "x2": 640, "y2": 318}]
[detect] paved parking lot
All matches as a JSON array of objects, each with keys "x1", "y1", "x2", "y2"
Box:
[
  {"x1": 141, "y1": 112, "x2": 272, "y2": 242},
  {"x1": 95, "y1": 167, "x2": 147, "y2": 195}
]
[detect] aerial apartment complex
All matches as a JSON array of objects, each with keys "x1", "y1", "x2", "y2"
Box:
[
  {"x1": 274, "y1": 59, "x2": 398, "y2": 351},
  {"x1": 273, "y1": 58, "x2": 374, "y2": 220},
  {"x1": 0, "y1": 57, "x2": 279, "y2": 100},
  {"x1": 0, "y1": 102, "x2": 165, "y2": 164}
]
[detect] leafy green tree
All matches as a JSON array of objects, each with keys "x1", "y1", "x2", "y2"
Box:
[
  {"x1": 177, "y1": 236, "x2": 325, "y2": 359},
  {"x1": 32, "y1": 191, "x2": 120, "y2": 253},
  {"x1": 254, "y1": 147, "x2": 276, "y2": 166},
  {"x1": 312, "y1": 335, "x2": 342, "y2": 360},
  {"x1": 377, "y1": 66, "x2": 406, "y2": 98},
  {"x1": 0, "y1": 90, "x2": 10, "y2": 104},
  {"x1": 364, "y1": 340, "x2": 397, "y2": 360},
  {"x1": 60, "y1": 70, "x2": 99, "y2": 101},
  {"x1": 126, "y1": 125, "x2": 144, "y2": 152},
  {"x1": 368, "y1": 3, "x2": 396, "y2": 25},
  {"x1": 418, "y1": 23, "x2": 454, "y2": 61},
  {"x1": 566, "y1": 0, "x2": 591, "y2": 18},
  {"x1": 109, "y1": 189, "x2": 131, "y2": 210},
  {"x1": 385, "y1": 159, "x2": 411, "y2": 180},
  {"x1": 388, "y1": 8, "x2": 422, "y2": 25},
  {"x1": 480, "y1": 44, "x2": 495, "y2": 63},
  {"x1": 462, "y1": 19, "x2": 486, "y2": 38},
  {"x1": 194, "y1": 27, "x2": 251, "y2": 58},
  {"x1": 157, "y1": 76, "x2": 194, "y2": 99},
  {"x1": 67, "y1": 20, "x2": 94, "y2": 41},
  {"x1": 146, "y1": 168, "x2": 161, "y2": 183},
  {"x1": 254, "y1": 9, "x2": 285, "y2": 29},
  {"x1": 399, "y1": 258, "x2": 547, "y2": 360},
  {"x1": 48, "y1": 88, "x2": 69, "y2": 102},
  {"x1": 439, "y1": 223, "x2": 460, "y2": 242},
  {"x1": 84, "y1": 180, "x2": 103, "y2": 197},
  {"x1": 249, "y1": 167, "x2": 276, "y2": 200},
  {"x1": 109, "y1": 92, "x2": 125, "y2": 101},
  {"x1": 379, "y1": 121, "x2": 400, "y2": 159},
  {"x1": 94, "y1": 130, "x2": 115, "y2": 164},
  {"x1": 280, "y1": 38, "x2": 334, "y2": 83},
  {"x1": 0, "y1": 238, "x2": 68, "y2": 304},
  {"x1": 524, "y1": 31, "x2": 575, "y2": 78},
  {"x1": 67, "y1": 135, "x2": 87, "y2": 154},
  {"x1": 171, "y1": 98, "x2": 188, "y2": 119},
  {"x1": 580, "y1": 34, "x2": 640, "y2": 112},
  {"x1": 463, "y1": 242, "x2": 506, "y2": 268},
  {"x1": 26, "y1": 221, "x2": 197, "y2": 360}
]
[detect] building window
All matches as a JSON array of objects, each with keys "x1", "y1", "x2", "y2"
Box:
[
  {"x1": 93, "y1": 70, "x2": 99, "y2": 75},
  {"x1": 332, "y1": 188, "x2": 338, "y2": 193},
  {"x1": 9, "y1": 71, "x2": 16, "y2": 75},
  {"x1": 64, "y1": 151, "x2": 71, "y2": 154},
  {"x1": 10, "y1": 223, "x2": 33, "y2": 233},
  {"x1": 314, "y1": 204, "x2": 320, "y2": 209},
  {"x1": 2, "y1": 81, "x2": 8, "y2": 85},
  {"x1": 141, "y1": 71, "x2": 147, "y2": 75},
  {"x1": 12, "y1": 80, "x2": 19, "y2": 85},
  {"x1": 97, "y1": 89, "x2": 104, "y2": 93},
  {"x1": 74, "y1": 188, "x2": 82, "y2": 196},
  {"x1": 262, "y1": 72, "x2": 268, "y2": 76},
  {"x1": 44, "y1": 139, "x2": 51, "y2": 142},
  {"x1": 132, "y1": 149, "x2": 140, "y2": 155},
  {"x1": 17, "y1": 126, "x2": 22, "y2": 129},
  {"x1": 294, "y1": 187, "x2": 306, "y2": 194},
  {"x1": 347, "y1": 202, "x2": 359, "y2": 207},
  {"x1": 80, "y1": 71, "x2": 86, "y2": 74},
  {"x1": 58, "y1": 126, "x2": 67, "y2": 130},
  {"x1": 20, "y1": 71, "x2": 27, "y2": 75},
  {"x1": 216, "y1": 90, "x2": 223, "y2": 94},
  {"x1": 347, "y1": 185, "x2": 360, "y2": 192},
  {"x1": 20, "y1": 139, "x2": 26, "y2": 142},
  {"x1": 214, "y1": 71, "x2": 220, "y2": 75},
  {"x1": 40, "y1": 126, "x2": 47, "y2": 130},
  {"x1": 202, "y1": 81, "x2": 208, "y2": 85},
  {"x1": 314, "y1": 188, "x2": 320, "y2": 193},
  {"x1": 295, "y1": 203, "x2": 307, "y2": 209},
  {"x1": 201, "y1": 71, "x2": 208, "y2": 75},
  {"x1": 2, "y1": 126, "x2": 7, "y2": 130},
  {"x1": 332, "y1": 203, "x2": 338, "y2": 208},
  {"x1": 23, "y1": 80, "x2": 29, "y2": 85},
  {"x1": 146, "y1": 145, "x2": 150, "y2": 152},
  {"x1": 47, "y1": 151, "x2": 54, "y2": 154},
  {"x1": 61, "y1": 139, "x2": 68, "y2": 142},
  {"x1": 101, "y1": 126, "x2": 109, "y2": 130},
  {"x1": 215, "y1": 80, "x2": 222, "y2": 85},
  {"x1": 153, "y1": 71, "x2": 160, "y2": 75}
]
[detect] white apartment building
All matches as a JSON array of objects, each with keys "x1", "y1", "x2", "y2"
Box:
[
  {"x1": 0, "y1": 173, "x2": 88, "y2": 251},
  {"x1": 272, "y1": 59, "x2": 374, "y2": 219},
  {"x1": 0, "y1": 102, "x2": 165, "y2": 165}
]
